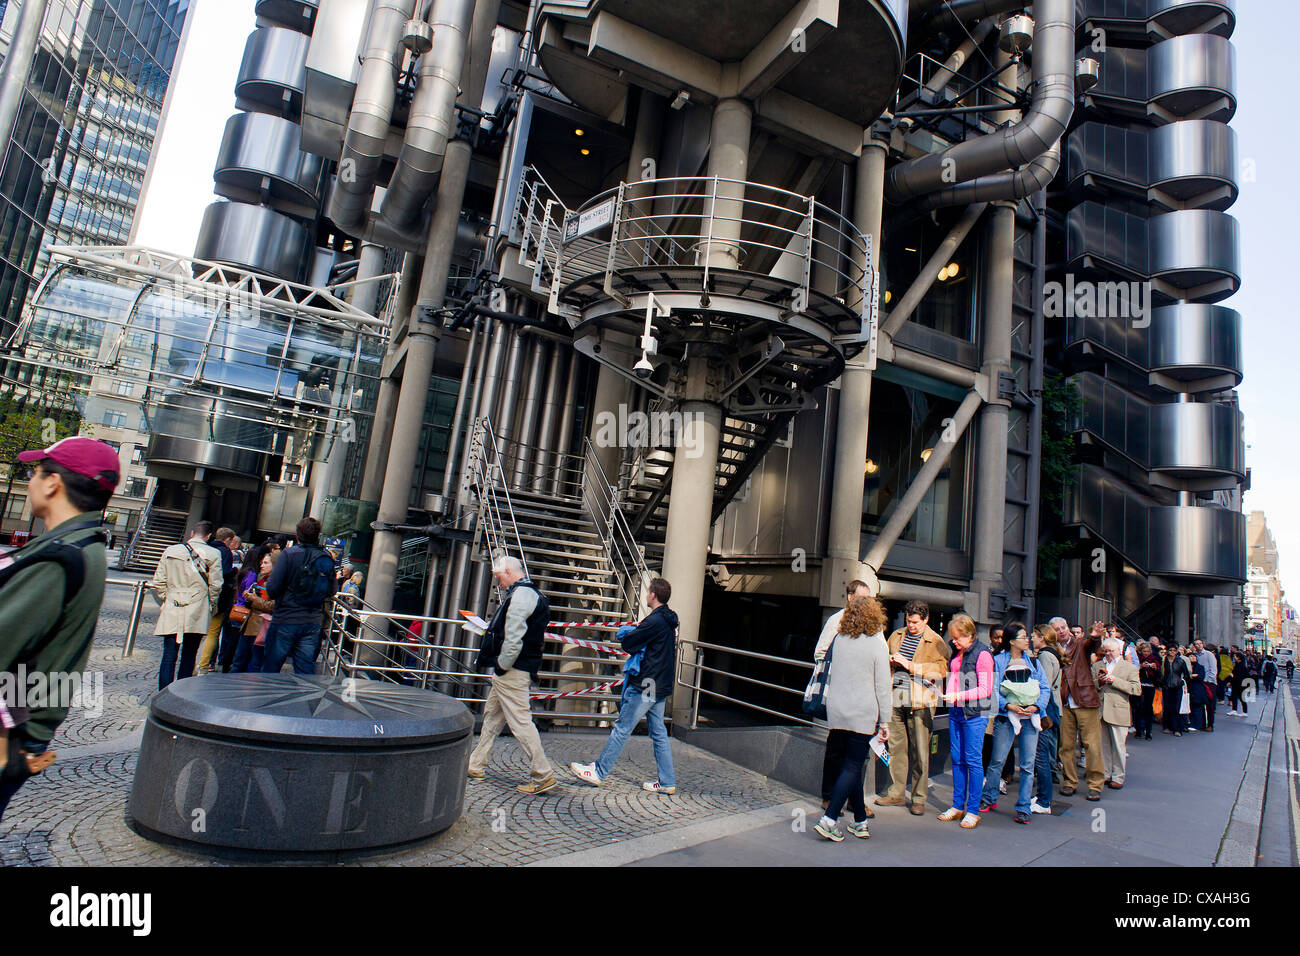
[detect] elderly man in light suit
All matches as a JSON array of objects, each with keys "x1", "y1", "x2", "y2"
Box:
[{"x1": 1093, "y1": 636, "x2": 1141, "y2": 789}]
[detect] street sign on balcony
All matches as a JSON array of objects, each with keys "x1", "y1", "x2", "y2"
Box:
[{"x1": 563, "y1": 196, "x2": 615, "y2": 244}]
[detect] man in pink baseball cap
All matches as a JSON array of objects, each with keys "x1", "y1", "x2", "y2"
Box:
[{"x1": 0, "y1": 436, "x2": 119, "y2": 822}]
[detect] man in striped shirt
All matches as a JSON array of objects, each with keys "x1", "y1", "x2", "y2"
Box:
[{"x1": 877, "y1": 600, "x2": 951, "y2": 815}]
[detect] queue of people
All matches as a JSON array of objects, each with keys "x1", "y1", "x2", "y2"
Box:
[
  {"x1": 809, "y1": 589, "x2": 1280, "y2": 844},
  {"x1": 148, "y1": 516, "x2": 339, "y2": 687}
]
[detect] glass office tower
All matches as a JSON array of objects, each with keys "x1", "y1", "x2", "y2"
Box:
[{"x1": 0, "y1": 0, "x2": 191, "y2": 339}]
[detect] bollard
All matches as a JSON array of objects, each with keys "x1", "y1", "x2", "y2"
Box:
[{"x1": 124, "y1": 580, "x2": 147, "y2": 656}]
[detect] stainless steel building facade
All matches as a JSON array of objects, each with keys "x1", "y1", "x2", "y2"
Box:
[{"x1": 4, "y1": 0, "x2": 1250, "y2": 727}]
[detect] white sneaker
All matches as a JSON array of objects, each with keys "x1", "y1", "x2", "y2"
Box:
[
  {"x1": 568, "y1": 761, "x2": 602, "y2": 786},
  {"x1": 1030, "y1": 799, "x2": 1052, "y2": 815},
  {"x1": 814, "y1": 816, "x2": 845, "y2": 842},
  {"x1": 999, "y1": 779, "x2": 1007, "y2": 794},
  {"x1": 846, "y1": 820, "x2": 871, "y2": 839},
  {"x1": 642, "y1": 781, "x2": 676, "y2": 795}
]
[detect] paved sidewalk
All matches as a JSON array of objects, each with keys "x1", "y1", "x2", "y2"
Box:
[
  {"x1": 0, "y1": 583, "x2": 1280, "y2": 866},
  {"x1": 0, "y1": 584, "x2": 806, "y2": 866},
  {"x1": 632, "y1": 692, "x2": 1280, "y2": 867}
]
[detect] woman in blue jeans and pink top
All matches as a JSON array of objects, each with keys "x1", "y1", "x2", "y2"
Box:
[
  {"x1": 979, "y1": 622, "x2": 1051, "y2": 824},
  {"x1": 939, "y1": 614, "x2": 994, "y2": 829}
]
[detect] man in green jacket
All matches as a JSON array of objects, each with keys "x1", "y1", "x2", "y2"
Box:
[{"x1": 0, "y1": 437, "x2": 118, "y2": 822}]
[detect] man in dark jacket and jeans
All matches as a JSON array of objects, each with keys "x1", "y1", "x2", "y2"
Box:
[
  {"x1": 569, "y1": 577, "x2": 678, "y2": 793},
  {"x1": 260, "y1": 517, "x2": 336, "y2": 675}
]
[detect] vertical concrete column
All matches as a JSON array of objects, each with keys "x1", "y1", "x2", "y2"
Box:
[
  {"x1": 665, "y1": 359, "x2": 724, "y2": 723},
  {"x1": 511, "y1": 336, "x2": 549, "y2": 487},
  {"x1": 822, "y1": 138, "x2": 887, "y2": 608},
  {"x1": 185, "y1": 477, "x2": 209, "y2": 529},
  {"x1": 530, "y1": 342, "x2": 566, "y2": 487},
  {"x1": 969, "y1": 203, "x2": 1015, "y2": 633},
  {"x1": 586, "y1": 90, "x2": 664, "y2": 487},
  {"x1": 361, "y1": 252, "x2": 420, "y2": 502},
  {"x1": 704, "y1": 97, "x2": 753, "y2": 270},
  {"x1": 365, "y1": 0, "x2": 501, "y2": 615}
]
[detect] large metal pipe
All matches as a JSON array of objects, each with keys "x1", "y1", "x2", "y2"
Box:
[
  {"x1": 437, "y1": 313, "x2": 483, "y2": 502},
  {"x1": 365, "y1": 0, "x2": 501, "y2": 614},
  {"x1": 921, "y1": 17, "x2": 997, "y2": 97},
  {"x1": 914, "y1": 141, "x2": 1059, "y2": 211},
  {"x1": 0, "y1": 0, "x2": 50, "y2": 166},
  {"x1": 330, "y1": 0, "x2": 417, "y2": 233},
  {"x1": 863, "y1": 389, "x2": 984, "y2": 573},
  {"x1": 530, "y1": 340, "x2": 566, "y2": 488},
  {"x1": 913, "y1": 0, "x2": 1030, "y2": 47},
  {"x1": 380, "y1": 0, "x2": 475, "y2": 230},
  {"x1": 550, "y1": 350, "x2": 579, "y2": 495},
  {"x1": 511, "y1": 336, "x2": 549, "y2": 487},
  {"x1": 886, "y1": 0, "x2": 1074, "y2": 202}
]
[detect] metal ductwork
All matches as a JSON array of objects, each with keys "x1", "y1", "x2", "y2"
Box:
[
  {"x1": 914, "y1": 140, "x2": 1058, "y2": 210},
  {"x1": 887, "y1": 0, "x2": 1074, "y2": 202},
  {"x1": 379, "y1": 0, "x2": 475, "y2": 231},
  {"x1": 911, "y1": 0, "x2": 1029, "y2": 47},
  {"x1": 329, "y1": 0, "x2": 418, "y2": 233}
]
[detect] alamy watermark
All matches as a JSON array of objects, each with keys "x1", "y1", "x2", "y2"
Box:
[
  {"x1": 0, "y1": 666, "x2": 104, "y2": 718},
  {"x1": 591, "y1": 405, "x2": 706, "y2": 458},
  {"x1": 1043, "y1": 275, "x2": 1152, "y2": 328}
]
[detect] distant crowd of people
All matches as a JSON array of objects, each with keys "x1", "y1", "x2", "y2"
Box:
[
  {"x1": 148, "y1": 517, "x2": 355, "y2": 688},
  {"x1": 808, "y1": 581, "x2": 1288, "y2": 843}
]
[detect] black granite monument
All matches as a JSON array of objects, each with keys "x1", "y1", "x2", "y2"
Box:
[{"x1": 128, "y1": 674, "x2": 473, "y2": 855}]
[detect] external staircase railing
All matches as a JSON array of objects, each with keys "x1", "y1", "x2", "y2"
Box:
[
  {"x1": 119, "y1": 482, "x2": 159, "y2": 570},
  {"x1": 462, "y1": 416, "x2": 529, "y2": 576}
]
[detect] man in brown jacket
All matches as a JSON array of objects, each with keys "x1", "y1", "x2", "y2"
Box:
[
  {"x1": 876, "y1": 600, "x2": 951, "y2": 814},
  {"x1": 1060, "y1": 620, "x2": 1107, "y2": 800}
]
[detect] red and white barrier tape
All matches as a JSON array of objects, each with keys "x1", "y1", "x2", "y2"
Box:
[
  {"x1": 530, "y1": 677, "x2": 624, "y2": 701},
  {"x1": 544, "y1": 631, "x2": 629, "y2": 658},
  {"x1": 548, "y1": 619, "x2": 638, "y2": 630}
]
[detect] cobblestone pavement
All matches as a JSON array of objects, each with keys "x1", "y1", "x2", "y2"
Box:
[{"x1": 1, "y1": 576, "x2": 808, "y2": 866}]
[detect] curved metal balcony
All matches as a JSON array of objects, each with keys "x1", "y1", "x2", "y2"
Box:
[
  {"x1": 1149, "y1": 120, "x2": 1237, "y2": 208},
  {"x1": 1148, "y1": 0, "x2": 1235, "y2": 39},
  {"x1": 254, "y1": 0, "x2": 318, "y2": 34},
  {"x1": 1066, "y1": 120, "x2": 1237, "y2": 210},
  {"x1": 1149, "y1": 401, "x2": 1244, "y2": 483},
  {"x1": 1077, "y1": 0, "x2": 1235, "y2": 43},
  {"x1": 1148, "y1": 208, "x2": 1240, "y2": 301},
  {"x1": 195, "y1": 201, "x2": 314, "y2": 283},
  {"x1": 213, "y1": 112, "x2": 324, "y2": 217},
  {"x1": 235, "y1": 26, "x2": 310, "y2": 117},
  {"x1": 527, "y1": 173, "x2": 873, "y2": 415},
  {"x1": 1148, "y1": 33, "x2": 1236, "y2": 122},
  {"x1": 1148, "y1": 504, "x2": 1246, "y2": 587},
  {"x1": 1149, "y1": 303, "x2": 1242, "y2": 386}
]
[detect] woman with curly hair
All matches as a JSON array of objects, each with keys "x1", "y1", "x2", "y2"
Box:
[{"x1": 814, "y1": 595, "x2": 892, "y2": 843}]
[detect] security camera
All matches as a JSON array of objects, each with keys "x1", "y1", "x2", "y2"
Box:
[{"x1": 633, "y1": 355, "x2": 655, "y2": 379}]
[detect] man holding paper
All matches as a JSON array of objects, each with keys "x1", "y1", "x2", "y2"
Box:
[{"x1": 467, "y1": 555, "x2": 557, "y2": 794}]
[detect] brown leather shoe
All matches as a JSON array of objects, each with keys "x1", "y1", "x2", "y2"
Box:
[
  {"x1": 1105, "y1": 781, "x2": 1123, "y2": 790},
  {"x1": 909, "y1": 803, "x2": 926, "y2": 816},
  {"x1": 874, "y1": 795, "x2": 907, "y2": 807},
  {"x1": 1059, "y1": 786, "x2": 1076, "y2": 796}
]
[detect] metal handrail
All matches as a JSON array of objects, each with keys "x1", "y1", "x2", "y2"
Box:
[
  {"x1": 676, "y1": 637, "x2": 820, "y2": 732},
  {"x1": 119, "y1": 483, "x2": 159, "y2": 569},
  {"x1": 582, "y1": 436, "x2": 652, "y2": 616},
  {"x1": 466, "y1": 417, "x2": 529, "y2": 579},
  {"x1": 552, "y1": 175, "x2": 873, "y2": 327}
]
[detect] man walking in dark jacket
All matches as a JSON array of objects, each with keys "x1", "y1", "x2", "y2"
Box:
[
  {"x1": 569, "y1": 577, "x2": 678, "y2": 793},
  {"x1": 467, "y1": 555, "x2": 557, "y2": 794},
  {"x1": 260, "y1": 517, "x2": 336, "y2": 675}
]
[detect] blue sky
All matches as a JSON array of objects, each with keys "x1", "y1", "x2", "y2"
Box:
[{"x1": 133, "y1": 0, "x2": 1300, "y2": 600}]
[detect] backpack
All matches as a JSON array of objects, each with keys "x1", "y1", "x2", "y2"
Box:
[
  {"x1": 291, "y1": 546, "x2": 335, "y2": 606},
  {"x1": 0, "y1": 523, "x2": 107, "y2": 603}
]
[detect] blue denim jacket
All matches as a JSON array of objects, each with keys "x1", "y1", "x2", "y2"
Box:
[{"x1": 991, "y1": 650, "x2": 1051, "y2": 718}]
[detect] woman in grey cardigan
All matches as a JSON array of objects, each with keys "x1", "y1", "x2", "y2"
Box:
[{"x1": 815, "y1": 595, "x2": 893, "y2": 843}]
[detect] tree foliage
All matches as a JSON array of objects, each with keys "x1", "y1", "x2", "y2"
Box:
[{"x1": 1036, "y1": 373, "x2": 1081, "y2": 586}]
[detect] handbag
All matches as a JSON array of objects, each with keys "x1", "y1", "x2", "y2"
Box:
[
  {"x1": 254, "y1": 613, "x2": 271, "y2": 647},
  {"x1": 228, "y1": 604, "x2": 250, "y2": 625},
  {"x1": 1152, "y1": 688, "x2": 1163, "y2": 719},
  {"x1": 802, "y1": 637, "x2": 835, "y2": 719},
  {"x1": 1179, "y1": 680, "x2": 1191, "y2": 715}
]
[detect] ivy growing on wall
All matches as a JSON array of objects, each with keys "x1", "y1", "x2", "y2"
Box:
[{"x1": 1036, "y1": 373, "x2": 1081, "y2": 586}]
